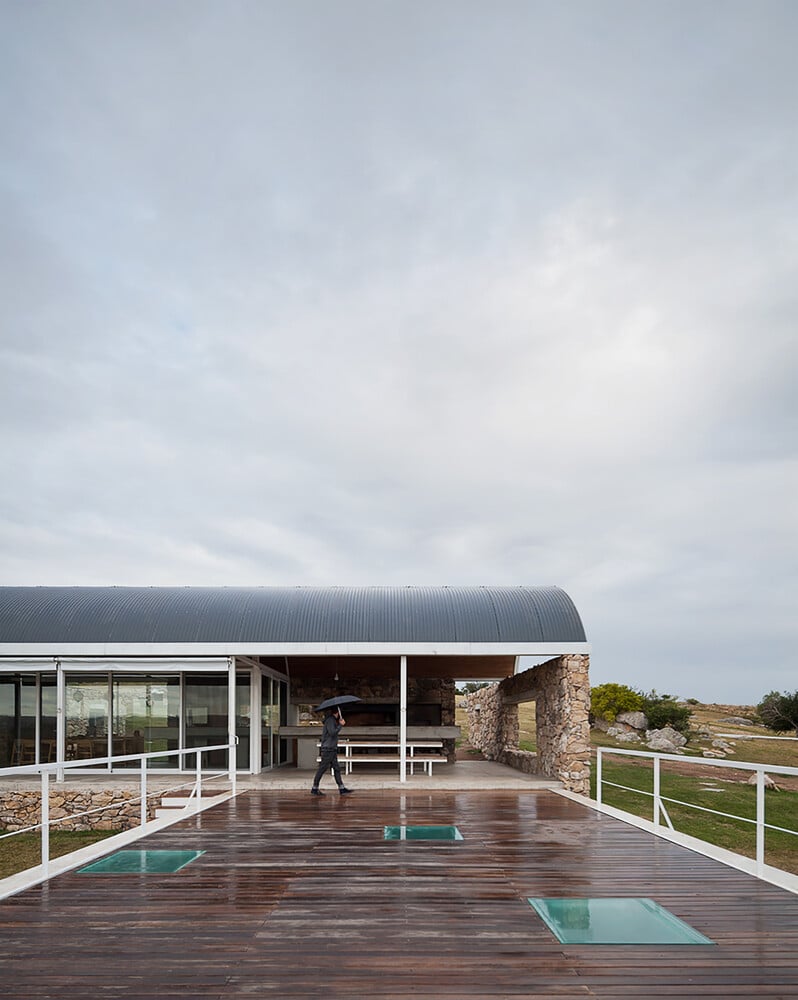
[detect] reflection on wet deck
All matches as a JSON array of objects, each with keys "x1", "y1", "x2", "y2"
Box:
[{"x1": 1, "y1": 789, "x2": 796, "y2": 998}]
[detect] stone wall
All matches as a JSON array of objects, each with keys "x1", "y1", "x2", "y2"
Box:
[
  {"x1": 291, "y1": 676, "x2": 457, "y2": 759},
  {"x1": 291, "y1": 676, "x2": 456, "y2": 722},
  {"x1": 0, "y1": 788, "x2": 157, "y2": 832},
  {"x1": 463, "y1": 654, "x2": 591, "y2": 794},
  {"x1": 462, "y1": 685, "x2": 518, "y2": 757}
]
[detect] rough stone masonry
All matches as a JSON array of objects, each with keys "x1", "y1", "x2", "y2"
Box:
[{"x1": 463, "y1": 654, "x2": 591, "y2": 794}]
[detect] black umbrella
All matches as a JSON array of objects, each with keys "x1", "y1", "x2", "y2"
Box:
[{"x1": 314, "y1": 695, "x2": 362, "y2": 712}]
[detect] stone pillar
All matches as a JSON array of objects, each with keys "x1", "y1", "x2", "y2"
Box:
[{"x1": 532, "y1": 654, "x2": 591, "y2": 795}]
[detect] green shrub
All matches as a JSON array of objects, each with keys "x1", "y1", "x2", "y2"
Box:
[
  {"x1": 758, "y1": 690, "x2": 798, "y2": 735},
  {"x1": 640, "y1": 690, "x2": 692, "y2": 733},
  {"x1": 590, "y1": 683, "x2": 644, "y2": 724},
  {"x1": 457, "y1": 682, "x2": 492, "y2": 694}
]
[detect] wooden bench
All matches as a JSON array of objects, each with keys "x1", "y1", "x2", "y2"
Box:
[
  {"x1": 316, "y1": 740, "x2": 445, "y2": 775},
  {"x1": 315, "y1": 754, "x2": 441, "y2": 776}
]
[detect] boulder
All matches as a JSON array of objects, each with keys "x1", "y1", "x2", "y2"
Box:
[
  {"x1": 616, "y1": 731, "x2": 641, "y2": 743},
  {"x1": 646, "y1": 726, "x2": 687, "y2": 749},
  {"x1": 747, "y1": 773, "x2": 780, "y2": 791},
  {"x1": 616, "y1": 711, "x2": 648, "y2": 731}
]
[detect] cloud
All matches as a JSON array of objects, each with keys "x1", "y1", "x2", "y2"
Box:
[{"x1": 1, "y1": 1, "x2": 796, "y2": 703}]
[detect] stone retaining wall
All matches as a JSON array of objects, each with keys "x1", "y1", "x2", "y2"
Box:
[
  {"x1": 496, "y1": 748, "x2": 539, "y2": 774},
  {"x1": 0, "y1": 789, "x2": 158, "y2": 832}
]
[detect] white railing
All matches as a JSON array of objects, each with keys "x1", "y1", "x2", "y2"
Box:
[
  {"x1": 0, "y1": 742, "x2": 237, "y2": 874},
  {"x1": 596, "y1": 747, "x2": 798, "y2": 876}
]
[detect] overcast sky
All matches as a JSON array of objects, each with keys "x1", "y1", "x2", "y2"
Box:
[{"x1": 1, "y1": 2, "x2": 796, "y2": 704}]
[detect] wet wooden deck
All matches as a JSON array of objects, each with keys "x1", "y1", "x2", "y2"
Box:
[{"x1": 1, "y1": 789, "x2": 797, "y2": 998}]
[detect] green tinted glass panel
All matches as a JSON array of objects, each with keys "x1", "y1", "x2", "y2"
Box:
[
  {"x1": 79, "y1": 850, "x2": 204, "y2": 874},
  {"x1": 384, "y1": 825, "x2": 463, "y2": 841},
  {"x1": 528, "y1": 897, "x2": 713, "y2": 945}
]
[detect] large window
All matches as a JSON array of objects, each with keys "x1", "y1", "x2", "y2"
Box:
[
  {"x1": 40, "y1": 676, "x2": 56, "y2": 761},
  {"x1": 0, "y1": 675, "x2": 39, "y2": 767},
  {"x1": 112, "y1": 675, "x2": 180, "y2": 769},
  {"x1": 0, "y1": 663, "x2": 270, "y2": 772},
  {"x1": 261, "y1": 674, "x2": 286, "y2": 769},
  {"x1": 65, "y1": 675, "x2": 110, "y2": 764},
  {"x1": 185, "y1": 673, "x2": 251, "y2": 770},
  {"x1": 235, "y1": 673, "x2": 251, "y2": 770}
]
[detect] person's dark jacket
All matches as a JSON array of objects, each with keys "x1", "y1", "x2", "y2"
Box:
[{"x1": 319, "y1": 713, "x2": 342, "y2": 751}]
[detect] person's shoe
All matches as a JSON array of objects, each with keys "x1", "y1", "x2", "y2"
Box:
[
  {"x1": 310, "y1": 787, "x2": 324, "y2": 796},
  {"x1": 339, "y1": 786, "x2": 353, "y2": 795}
]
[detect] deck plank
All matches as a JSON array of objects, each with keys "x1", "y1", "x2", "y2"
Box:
[{"x1": 0, "y1": 790, "x2": 796, "y2": 998}]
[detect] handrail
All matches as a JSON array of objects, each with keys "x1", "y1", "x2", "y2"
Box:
[
  {"x1": 596, "y1": 746, "x2": 798, "y2": 877},
  {"x1": 0, "y1": 741, "x2": 237, "y2": 874}
]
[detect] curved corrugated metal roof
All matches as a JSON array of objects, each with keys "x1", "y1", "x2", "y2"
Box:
[{"x1": 0, "y1": 586, "x2": 586, "y2": 645}]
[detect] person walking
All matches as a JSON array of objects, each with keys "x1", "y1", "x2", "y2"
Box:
[{"x1": 311, "y1": 707, "x2": 353, "y2": 795}]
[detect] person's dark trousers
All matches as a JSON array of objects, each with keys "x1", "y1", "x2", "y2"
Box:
[{"x1": 313, "y1": 748, "x2": 343, "y2": 789}]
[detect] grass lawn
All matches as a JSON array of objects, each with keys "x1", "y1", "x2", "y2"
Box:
[
  {"x1": 0, "y1": 830, "x2": 115, "y2": 879},
  {"x1": 591, "y1": 754, "x2": 798, "y2": 874},
  {"x1": 458, "y1": 693, "x2": 798, "y2": 874}
]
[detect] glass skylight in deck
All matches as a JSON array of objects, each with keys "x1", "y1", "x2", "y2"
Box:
[
  {"x1": 527, "y1": 897, "x2": 714, "y2": 945},
  {"x1": 78, "y1": 850, "x2": 205, "y2": 874},
  {"x1": 384, "y1": 825, "x2": 463, "y2": 841}
]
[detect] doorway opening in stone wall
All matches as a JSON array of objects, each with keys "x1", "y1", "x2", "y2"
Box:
[
  {"x1": 455, "y1": 684, "x2": 487, "y2": 762},
  {"x1": 517, "y1": 699, "x2": 537, "y2": 755}
]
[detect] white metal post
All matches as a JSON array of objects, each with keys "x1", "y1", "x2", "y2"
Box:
[
  {"x1": 140, "y1": 756, "x2": 148, "y2": 828},
  {"x1": 106, "y1": 674, "x2": 113, "y2": 770},
  {"x1": 399, "y1": 655, "x2": 407, "y2": 783},
  {"x1": 41, "y1": 771, "x2": 49, "y2": 870},
  {"x1": 596, "y1": 749, "x2": 603, "y2": 806},
  {"x1": 196, "y1": 749, "x2": 202, "y2": 804},
  {"x1": 252, "y1": 666, "x2": 261, "y2": 775},
  {"x1": 35, "y1": 674, "x2": 41, "y2": 765},
  {"x1": 56, "y1": 660, "x2": 65, "y2": 783},
  {"x1": 653, "y1": 755, "x2": 661, "y2": 826},
  {"x1": 227, "y1": 657, "x2": 237, "y2": 786},
  {"x1": 756, "y1": 768, "x2": 765, "y2": 875}
]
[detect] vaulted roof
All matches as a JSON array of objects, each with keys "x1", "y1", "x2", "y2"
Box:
[{"x1": 0, "y1": 585, "x2": 586, "y2": 649}]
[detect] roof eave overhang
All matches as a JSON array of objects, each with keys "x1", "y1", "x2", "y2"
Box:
[{"x1": 0, "y1": 641, "x2": 590, "y2": 658}]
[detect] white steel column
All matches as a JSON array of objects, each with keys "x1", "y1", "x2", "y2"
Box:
[
  {"x1": 228, "y1": 657, "x2": 237, "y2": 783},
  {"x1": 399, "y1": 654, "x2": 407, "y2": 783},
  {"x1": 56, "y1": 659, "x2": 65, "y2": 783},
  {"x1": 252, "y1": 667, "x2": 262, "y2": 775},
  {"x1": 35, "y1": 674, "x2": 41, "y2": 765}
]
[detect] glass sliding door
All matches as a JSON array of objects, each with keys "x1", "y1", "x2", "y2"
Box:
[
  {"x1": 184, "y1": 674, "x2": 229, "y2": 770},
  {"x1": 0, "y1": 675, "x2": 38, "y2": 767},
  {"x1": 261, "y1": 676, "x2": 273, "y2": 769},
  {"x1": 65, "y1": 675, "x2": 110, "y2": 765},
  {"x1": 260, "y1": 674, "x2": 285, "y2": 769},
  {"x1": 235, "y1": 673, "x2": 251, "y2": 770},
  {"x1": 40, "y1": 676, "x2": 57, "y2": 763},
  {"x1": 112, "y1": 675, "x2": 179, "y2": 768},
  {"x1": 279, "y1": 679, "x2": 289, "y2": 765},
  {"x1": 0, "y1": 674, "x2": 58, "y2": 767},
  {"x1": 0, "y1": 676, "x2": 15, "y2": 767}
]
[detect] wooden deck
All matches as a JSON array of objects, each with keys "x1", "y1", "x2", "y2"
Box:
[{"x1": 1, "y1": 789, "x2": 797, "y2": 998}]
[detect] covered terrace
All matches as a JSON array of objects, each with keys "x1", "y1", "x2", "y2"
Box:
[{"x1": 0, "y1": 585, "x2": 590, "y2": 790}]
